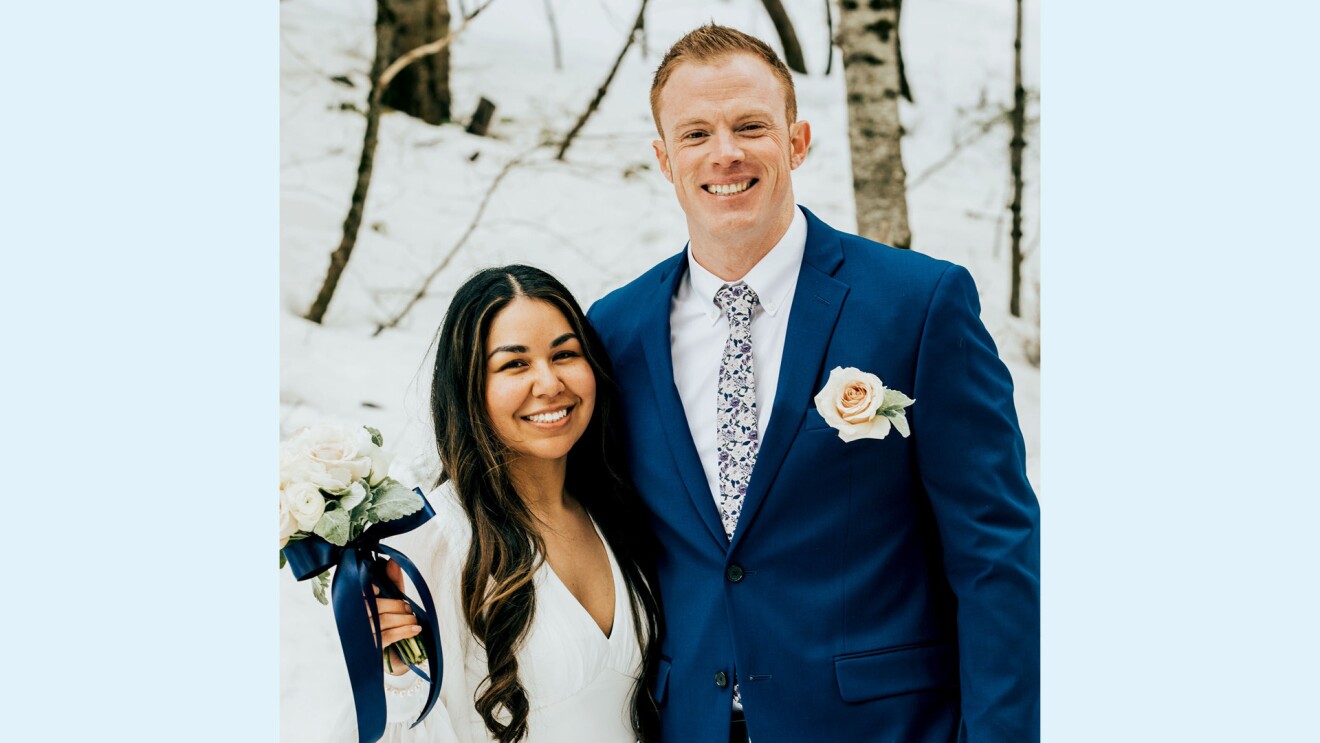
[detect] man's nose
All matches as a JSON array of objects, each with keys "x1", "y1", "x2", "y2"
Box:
[{"x1": 711, "y1": 129, "x2": 744, "y2": 165}]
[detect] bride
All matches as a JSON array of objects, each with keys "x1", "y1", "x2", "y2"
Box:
[{"x1": 347, "y1": 265, "x2": 662, "y2": 742}]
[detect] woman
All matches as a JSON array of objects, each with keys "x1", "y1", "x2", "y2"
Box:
[{"x1": 358, "y1": 265, "x2": 662, "y2": 743}]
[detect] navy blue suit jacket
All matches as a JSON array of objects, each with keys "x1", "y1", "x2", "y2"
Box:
[{"x1": 587, "y1": 207, "x2": 1039, "y2": 742}]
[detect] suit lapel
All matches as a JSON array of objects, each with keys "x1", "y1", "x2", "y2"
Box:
[
  {"x1": 730, "y1": 209, "x2": 849, "y2": 551},
  {"x1": 639, "y1": 250, "x2": 729, "y2": 549}
]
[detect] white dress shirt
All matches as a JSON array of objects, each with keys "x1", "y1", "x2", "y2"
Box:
[{"x1": 669, "y1": 206, "x2": 807, "y2": 510}]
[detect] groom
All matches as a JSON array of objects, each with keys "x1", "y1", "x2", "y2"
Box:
[{"x1": 588, "y1": 25, "x2": 1039, "y2": 743}]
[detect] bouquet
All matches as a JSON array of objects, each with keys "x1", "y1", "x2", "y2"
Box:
[{"x1": 279, "y1": 424, "x2": 428, "y2": 670}]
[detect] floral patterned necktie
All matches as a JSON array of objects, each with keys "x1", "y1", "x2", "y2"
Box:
[
  {"x1": 715, "y1": 282, "x2": 760, "y2": 541},
  {"x1": 715, "y1": 282, "x2": 759, "y2": 711}
]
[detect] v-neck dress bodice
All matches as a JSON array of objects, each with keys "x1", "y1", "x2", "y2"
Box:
[{"x1": 332, "y1": 484, "x2": 644, "y2": 743}]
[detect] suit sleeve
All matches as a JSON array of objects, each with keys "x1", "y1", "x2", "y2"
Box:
[{"x1": 912, "y1": 264, "x2": 1040, "y2": 742}]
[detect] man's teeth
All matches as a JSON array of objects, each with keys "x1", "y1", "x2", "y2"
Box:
[
  {"x1": 526, "y1": 409, "x2": 569, "y2": 423},
  {"x1": 707, "y1": 181, "x2": 751, "y2": 196}
]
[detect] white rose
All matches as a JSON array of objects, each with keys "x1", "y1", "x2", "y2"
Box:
[
  {"x1": 283, "y1": 481, "x2": 327, "y2": 532},
  {"x1": 813, "y1": 367, "x2": 894, "y2": 442},
  {"x1": 303, "y1": 425, "x2": 374, "y2": 488},
  {"x1": 283, "y1": 455, "x2": 353, "y2": 493},
  {"x1": 366, "y1": 443, "x2": 393, "y2": 486},
  {"x1": 279, "y1": 495, "x2": 298, "y2": 549}
]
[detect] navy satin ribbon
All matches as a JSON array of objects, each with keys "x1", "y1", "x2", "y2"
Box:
[{"x1": 284, "y1": 489, "x2": 444, "y2": 743}]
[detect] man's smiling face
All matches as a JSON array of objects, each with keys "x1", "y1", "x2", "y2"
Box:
[{"x1": 652, "y1": 52, "x2": 810, "y2": 252}]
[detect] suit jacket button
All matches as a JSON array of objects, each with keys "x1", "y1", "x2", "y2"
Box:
[
  {"x1": 714, "y1": 671, "x2": 729, "y2": 688},
  {"x1": 725, "y1": 564, "x2": 744, "y2": 582}
]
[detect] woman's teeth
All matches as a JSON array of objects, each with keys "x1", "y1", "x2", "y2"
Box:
[{"x1": 525, "y1": 409, "x2": 569, "y2": 423}]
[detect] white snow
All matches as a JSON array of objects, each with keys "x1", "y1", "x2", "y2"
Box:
[{"x1": 280, "y1": 0, "x2": 1038, "y2": 738}]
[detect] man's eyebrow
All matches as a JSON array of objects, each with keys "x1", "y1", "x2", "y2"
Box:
[
  {"x1": 671, "y1": 117, "x2": 710, "y2": 132},
  {"x1": 551, "y1": 333, "x2": 579, "y2": 347},
  {"x1": 487, "y1": 344, "x2": 526, "y2": 360}
]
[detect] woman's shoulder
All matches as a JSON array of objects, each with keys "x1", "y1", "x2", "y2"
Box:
[
  {"x1": 384, "y1": 480, "x2": 472, "y2": 565},
  {"x1": 420, "y1": 480, "x2": 473, "y2": 548}
]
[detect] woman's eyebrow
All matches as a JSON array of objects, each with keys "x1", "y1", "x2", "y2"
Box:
[
  {"x1": 551, "y1": 333, "x2": 579, "y2": 348},
  {"x1": 487, "y1": 344, "x2": 526, "y2": 360}
]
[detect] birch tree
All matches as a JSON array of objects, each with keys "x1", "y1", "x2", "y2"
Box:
[{"x1": 838, "y1": 0, "x2": 911, "y2": 249}]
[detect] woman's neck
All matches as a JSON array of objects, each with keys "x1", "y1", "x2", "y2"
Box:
[{"x1": 508, "y1": 455, "x2": 575, "y2": 522}]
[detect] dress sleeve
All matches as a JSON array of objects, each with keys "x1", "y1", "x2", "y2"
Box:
[
  {"x1": 329, "y1": 495, "x2": 482, "y2": 743},
  {"x1": 912, "y1": 264, "x2": 1041, "y2": 742}
]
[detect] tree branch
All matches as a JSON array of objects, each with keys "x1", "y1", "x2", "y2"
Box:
[
  {"x1": 304, "y1": 0, "x2": 498, "y2": 324},
  {"x1": 374, "y1": 149, "x2": 533, "y2": 335},
  {"x1": 555, "y1": 0, "x2": 648, "y2": 161},
  {"x1": 379, "y1": 0, "x2": 496, "y2": 91}
]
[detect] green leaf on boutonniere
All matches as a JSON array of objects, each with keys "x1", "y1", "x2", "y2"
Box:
[
  {"x1": 370, "y1": 480, "x2": 423, "y2": 522},
  {"x1": 314, "y1": 508, "x2": 351, "y2": 546},
  {"x1": 877, "y1": 388, "x2": 915, "y2": 417},
  {"x1": 365, "y1": 426, "x2": 384, "y2": 447}
]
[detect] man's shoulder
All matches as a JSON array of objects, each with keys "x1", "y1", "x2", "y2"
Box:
[
  {"x1": 588, "y1": 251, "x2": 683, "y2": 327},
  {"x1": 810, "y1": 217, "x2": 958, "y2": 289}
]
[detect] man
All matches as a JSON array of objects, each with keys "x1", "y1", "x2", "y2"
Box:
[{"x1": 588, "y1": 25, "x2": 1039, "y2": 743}]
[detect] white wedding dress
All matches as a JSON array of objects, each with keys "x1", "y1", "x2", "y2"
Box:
[{"x1": 330, "y1": 483, "x2": 644, "y2": 743}]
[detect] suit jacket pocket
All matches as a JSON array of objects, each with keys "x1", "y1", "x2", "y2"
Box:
[
  {"x1": 834, "y1": 642, "x2": 958, "y2": 703},
  {"x1": 651, "y1": 656, "x2": 672, "y2": 705},
  {"x1": 804, "y1": 407, "x2": 832, "y2": 431}
]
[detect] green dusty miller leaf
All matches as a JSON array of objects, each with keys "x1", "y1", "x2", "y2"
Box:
[
  {"x1": 314, "y1": 508, "x2": 352, "y2": 546},
  {"x1": 878, "y1": 388, "x2": 915, "y2": 417},
  {"x1": 370, "y1": 480, "x2": 423, "y2": 522},
  {"x1": 279, "y1": 550, "x2": 287, "y2": 570},
  {"x1": 311, "y1": 571, "x2": 331, "y2": 605},
  {"x1": 339, "y1": 483, "x2": 368, "y2": 512},
  {"x1": 364, "y1": 426, "x2": 384, "y2": 447}
]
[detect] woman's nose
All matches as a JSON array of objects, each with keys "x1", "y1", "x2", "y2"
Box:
[{"x1": 531, "y1": 362, "x2": 565, "y2": 397}]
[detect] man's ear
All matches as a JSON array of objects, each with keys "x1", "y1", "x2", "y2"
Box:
[
  {"x1": 652, "y1": 139, "x2": 673, "y2": 183},
  {"x1": 788, "y1": 120, "x2": 812, "y2": 170}
]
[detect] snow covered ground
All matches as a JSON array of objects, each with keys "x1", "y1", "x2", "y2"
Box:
[{"x1": 280, "y1": 0, "x2": 1038, "y2": 738}]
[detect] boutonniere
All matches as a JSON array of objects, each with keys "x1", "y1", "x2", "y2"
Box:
[{"x1": 813, "y1": 367, "x2": 915, "y2": 442}]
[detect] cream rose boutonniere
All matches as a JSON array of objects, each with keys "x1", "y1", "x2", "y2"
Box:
[{"x1": 813, "y1": 367, "x2": 916, "y2": 442}]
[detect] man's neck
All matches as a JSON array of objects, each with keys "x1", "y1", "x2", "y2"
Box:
[{"x1": 688, "y1": 205, "x2": 796, "y2": 282}]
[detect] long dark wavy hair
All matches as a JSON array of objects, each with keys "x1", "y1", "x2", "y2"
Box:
[{"x1": 430, "y1": 265, "x2": 662, "y2": 743}]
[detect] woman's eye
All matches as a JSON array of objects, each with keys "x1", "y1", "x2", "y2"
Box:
[
  {"x1": 554, "y1": 350, "x2": 581, "y2": 361},
  {"x1": 498, "y1": 359, "x2": 527, "y2": 371}
]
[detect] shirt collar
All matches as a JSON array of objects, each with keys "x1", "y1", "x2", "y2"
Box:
[{"x1": 684, "y1": 206, "x2": 807, "y2": 321}]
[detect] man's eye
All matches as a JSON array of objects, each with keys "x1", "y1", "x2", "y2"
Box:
[
  {"x1": 683, "y1": 131, "x2": 707, "y2": 140},
  {"x1": 741, "y1": 124, "x2": 764, "y2": 133}
]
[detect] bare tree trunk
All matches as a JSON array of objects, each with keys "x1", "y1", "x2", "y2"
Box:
[
  {"x1": 305, "y1": 0, "x2": 396, "y2": 325},
  {"x1": 824, "y1": 0, "x2": 834, "y2": 75},
  {"x1": 555, "y1": 0, "x2": 648, "y2": 161},
  {"x1": 380, "y1": 0, "x2": 451, "y2": 125},
  {"x1": 543, "y1": 0, "x2": 563, "y2": 71},
  {"x1": 1009, "y1": 0, "x2": 1026, "y2": 317},
  {"x1": 759, "y1": 0, "x2": 807, "y2": 74},
  {"x1": 839, "y1": 0, "x2": 911, "y2": 249},
  {"x1": 305, "y1": 0, "x2": 496, "y2": 324}
]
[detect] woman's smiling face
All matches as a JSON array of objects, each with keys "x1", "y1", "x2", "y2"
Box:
[{"x1": 483, "y1": 297, "x2": 596, "y2": 464}]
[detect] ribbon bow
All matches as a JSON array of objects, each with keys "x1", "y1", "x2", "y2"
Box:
[{"x1": 283, "y1": 489, "x2": 443, "y2": 743}]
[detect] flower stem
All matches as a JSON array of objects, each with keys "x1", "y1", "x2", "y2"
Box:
[{"x1": 396, "y1": 636, "x2": 427, "y2": 665}]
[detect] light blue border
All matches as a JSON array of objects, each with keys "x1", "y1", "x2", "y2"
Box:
[
  {"x1": 3, "y1": 2, "x2": 278, "y2": 739},
  {"x1": 1043, "y1": 1, "x2": 1320, "y2": 740}
]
